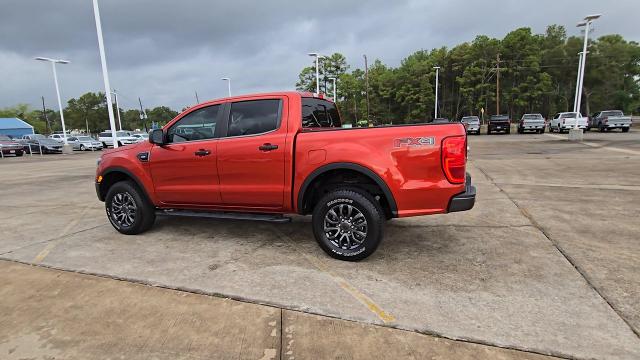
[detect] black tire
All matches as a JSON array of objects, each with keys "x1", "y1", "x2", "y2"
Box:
[
  {"x1": 117, "y1": 141, "x2": 123, "y2": 147},
  {"x1": 599, "y1": 123, "x2": 605, "y2": 132},
  {"x1": 15, "y1": 151, "x2": 23, "y2": 157},
  {"x1": 80, "y1": 144, "x2": 86, "y2": 151},
  {"x1": 312, "y1": 189, "x2": 384, "y2": 261},
  {"x1": 622, "y1": 127, "x2": 629, "y2": 133},
  {"x1": 487, "y1": 128, "x2": 492, "y2": 135},
  {"x1": 102, "y1": 142, "x2": 108, "y2": 148},
  {"x1": 105, "y1": 180, "x2": 155, "y2": 235},
  {"x1": 505, "y1": 127, "x2": 511, "y2": 134},
  {"x1": 518, "y1": 127, "x2": 523, "y2": 134}
]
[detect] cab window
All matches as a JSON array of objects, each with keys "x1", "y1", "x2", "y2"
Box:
[
  {"x1": 302, "y1": 98, "x2": 341, "y2": 128},
  {"x1": 167, "y1": 105, "x2": 220, "y2": 143}
]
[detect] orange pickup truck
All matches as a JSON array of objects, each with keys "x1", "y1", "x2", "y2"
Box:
[{"x1": 95, "y1": 92, "x2": 475, "y2": 260}]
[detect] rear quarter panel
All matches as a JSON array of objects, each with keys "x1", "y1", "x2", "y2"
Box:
[{"x1": 294, "y1": 124, "x2": 467, "y2": 217}]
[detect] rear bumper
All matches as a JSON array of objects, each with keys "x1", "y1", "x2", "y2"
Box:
[{"x1": 448, "y1": 173, "x2": 476, "y2": 212}]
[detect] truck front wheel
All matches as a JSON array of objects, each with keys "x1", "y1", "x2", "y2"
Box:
[
  {"x1": 105, "y1": 180, "x2": 155, "y2": 235},
  {"x1": 312, "y1": 189, "x2": 384, "y2": 261}
]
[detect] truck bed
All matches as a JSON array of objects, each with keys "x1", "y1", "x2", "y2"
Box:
[{"x1": 293, "y1": 123, "x2": 468, "y2": 217}]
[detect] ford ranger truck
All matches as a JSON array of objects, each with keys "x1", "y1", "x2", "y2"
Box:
[
  {"x1": 587, "y1": 110, "x2": 632, "y2": 132},
  {"x1": 95, "y1": 92, "x2": 476, "y2": 261}
]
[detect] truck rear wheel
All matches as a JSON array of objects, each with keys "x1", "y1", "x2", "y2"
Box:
[
  {"x1": 105, "y1": 180, "x2": 155, "y2": 235},
  {"x1": 622, "y1": 127, "x2": 629, "y2": 133},
  {"x1": 312, "y1": 189, "x2": 384, "y2": 261}
]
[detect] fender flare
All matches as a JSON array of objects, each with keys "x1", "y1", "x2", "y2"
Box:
[
  {"x1": 297, "y1": 162, "x2": 398, "y2": 217},
  {"x1": 99, "y1": 166, "x2": 153, "y2": 204}
]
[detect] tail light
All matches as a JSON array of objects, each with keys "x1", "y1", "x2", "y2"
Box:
[{"x1": 441, "y1": 136, "x2": 466, "y2": 184}]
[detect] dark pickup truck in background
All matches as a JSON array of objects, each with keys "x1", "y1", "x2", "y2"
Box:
[{"x1": 487, "y1": 115, "x2": 511, "y2": 134}]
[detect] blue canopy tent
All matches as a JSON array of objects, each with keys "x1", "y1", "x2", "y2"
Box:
[{"x1": 0, "y1": 118, "x2": 35, "y2": 138}]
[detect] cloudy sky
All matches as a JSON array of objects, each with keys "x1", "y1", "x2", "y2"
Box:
[{"x1": 1, "y1": 0, "x2": 638, "y2": 111}]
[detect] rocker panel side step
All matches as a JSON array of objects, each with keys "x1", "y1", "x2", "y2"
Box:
[{"x1": 156, "y1": 209, "x2": 292, "y2": 223}]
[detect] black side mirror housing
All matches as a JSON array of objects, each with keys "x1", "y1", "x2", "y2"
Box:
[{"x1": 149, "y1": 129, "x2": 165, "y2": 145}]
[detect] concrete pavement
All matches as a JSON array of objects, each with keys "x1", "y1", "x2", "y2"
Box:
[{"x1": 0, "y1": 261, "x2": 556, "y2": 360}]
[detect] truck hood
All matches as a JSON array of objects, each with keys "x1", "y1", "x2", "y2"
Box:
[{"x1": 103, "y1": 141, "x2": 147, "y2": 155}]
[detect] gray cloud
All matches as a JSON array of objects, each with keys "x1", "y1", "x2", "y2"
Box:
[{"x1": 1, "y1": 0, "x2": 638, "y2": 111}]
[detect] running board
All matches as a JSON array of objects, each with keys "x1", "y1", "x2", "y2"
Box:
[{"x1": 156, "y1": 209, "x2": 292, "y2": 223}]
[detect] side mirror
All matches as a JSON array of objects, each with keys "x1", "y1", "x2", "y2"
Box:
[{"x1": 149, "y1": 129, "x2": 165, "y2": 145}]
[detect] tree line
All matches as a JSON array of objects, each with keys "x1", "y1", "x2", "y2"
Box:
[
  {"x1": 296, "y1": 25, "x2": 640, "y2": 125},
  {"x1": 0, "y1": 92, "x2": 178, "y2": 135}
]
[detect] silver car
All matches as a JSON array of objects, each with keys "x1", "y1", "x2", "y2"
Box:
[
  {"x1": 67, "y1": 136, "x2": 103, "y2": 151},
  {"x1": 461, "y1": 116, "x2": 481, "y2": 135}
]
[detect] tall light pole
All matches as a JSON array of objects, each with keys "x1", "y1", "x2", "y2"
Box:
[
  {"x1": 111, "y1": 90, "x2": 122, "y2": 130},
  {"x1": 329, "y1": 77, "x2": 337, "y2": 100},
  {"x1": 433, "y1": 66, "x2": 440, "y2": 119},
  {"x1": 92, "y1": 0, "x2": 119, "y2": 148},
  {"x1": 221, "y1": 77, "x2": 231, "y2": 97},
  {"x1": 364, "y1": 54, "x2": 370, "y2": 126},
  {"x1": 35, "y1": 57, "x2": 70, "y2": 145},
  {"x1": 573, "y1": 52, "x2": 584, "y2": 112},
  {"x1": 308, "y1": 53, "x2": 322, "y2": 95},
  {"x1": 574, "y1": 14, "x2": 601, "y2": 129}
]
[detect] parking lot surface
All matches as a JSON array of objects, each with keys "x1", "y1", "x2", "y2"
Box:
[{"x1": 1, "y1": 130, "x2": 639, "y2": 359}]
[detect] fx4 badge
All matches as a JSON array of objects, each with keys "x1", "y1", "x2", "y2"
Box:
[{"x1": 394, "y1": 137, "x2": 435, "y2": 148}]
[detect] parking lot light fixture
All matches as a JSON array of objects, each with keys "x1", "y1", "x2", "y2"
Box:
[
  {"x1": 329, "y1": 77, "x2": 337, "y2": 100},
  {"x1": 92, "y1": 0, "x2": 119, "y2": 148},
  {"x1": 574, "y1": 14, "x2": 601, "y2": 129},
  {"x1": 433, "y1": 66, "x2": 441, "y2": 119},
  {"x1": 35, "y1": 57, "x2": 70, "y2": 145},
  {"x1": 221, "y1": 77, "x2": 231, "y2": 97},
  {"x1": 308, "y1": 53, "x2": 322, "y2": 95}
]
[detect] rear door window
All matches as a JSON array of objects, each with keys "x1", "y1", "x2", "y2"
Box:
[
  {"x1": 227, "y1": 99, "x2": 282, "y2": 137},
  {"x1": 302, "y1": 98, "x2": 341, "y2": 128}
]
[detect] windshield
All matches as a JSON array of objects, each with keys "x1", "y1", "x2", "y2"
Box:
[
  {"x1": 491, "y1": 115, "x2": 509, "y2": 120},
  {"x1": 523, "y1": 114, "x2": 543, "y2": 120},
  {"x1": 602, "y1": 110, "x2": 623, "y2": 117},
  {"x1": 33, "y1": 134, "x2": 46, "y2": 139},
  {"x1": 560, "y1": 113, "x2": 579, "y2": 118},
  {"x1": 77, "y1": 136, "x2": 93, "y2": 141},
  {"x1": 115, "y1": 131, "x2": 130, "y2": 137}
]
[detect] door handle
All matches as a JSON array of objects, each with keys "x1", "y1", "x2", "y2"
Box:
[
  {"x1": 194, "y1": 149, "x2": 211, "y2": 157},
  {"x1": 259, "y1": 143, "x2": 278, "y2": 151}
]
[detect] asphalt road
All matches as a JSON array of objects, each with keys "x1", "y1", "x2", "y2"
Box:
[{"x1": 1, "y1": 130, "x2": 639, "y2": 359}]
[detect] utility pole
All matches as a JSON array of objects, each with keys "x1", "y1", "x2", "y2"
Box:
[
  {"x1": 41, "y1": 96, "x2": 50, "y2": 134},
  {"x1": 138, "y1": 97, "x2": 148, "y2": 132},
  {"x1": 111, "y1": 89, "x2": 122, "y2": 130},
  {"x1": 364, "y1": 54, "x2": 370, "y2": 126},
  {"x1": 195, "y1": 91, "x2": 200, "y2": 104},
  {"x1": 496, "y1": 53, "x2": 500, "y2": 115}
]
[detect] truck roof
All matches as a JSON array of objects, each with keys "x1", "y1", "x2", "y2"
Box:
[{"x1": 196, "y1": 91, "x2": 333, "y2": 106}]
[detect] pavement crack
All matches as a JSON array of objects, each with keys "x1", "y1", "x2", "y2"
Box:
[
  {"x1": 474, "y1": 162, "x2": 640, "y2": 340},
  {"x1": 0, "y1": 223, "x2": 108, "y2": 257}
]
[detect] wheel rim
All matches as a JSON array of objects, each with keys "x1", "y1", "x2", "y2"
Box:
[
  {"x1": 80, "y1": 145, "x2": 85, "y2": 150},
  {"x1": 110, "y1": 192, "x2": 137, "y2": 227},
  {"x1": 324, "y1": 204, "x2": 368, "y2": 250}
]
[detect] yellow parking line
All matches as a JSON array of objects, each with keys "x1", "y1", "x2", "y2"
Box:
[
  {"x1": 33, "y1": 205, "x2": 93, "y2": 263},
  {"x1": 272, "y1": 226, "x2": 396, "y2": 323}
]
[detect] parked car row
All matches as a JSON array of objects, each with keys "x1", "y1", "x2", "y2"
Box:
[{"x1": 458, "y1": 109, "x2": 632, "y2": 135}]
